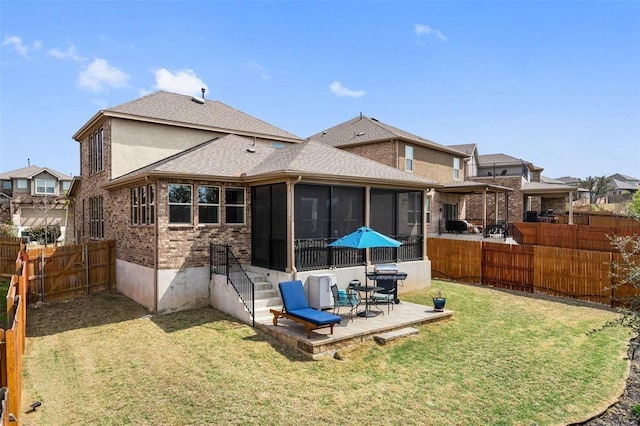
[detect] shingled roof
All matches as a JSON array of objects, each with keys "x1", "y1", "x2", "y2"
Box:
[
  {"x1": 106, "y1": 136, "x2": 440, "y2": 189},
  {"x1": 0, "y1": 165, "x2": 72, "y2": 181},
  {"x1": 308, "y1": 114, "x2": 467, "y2": 157},
  {"x1": 73, "y1": 91, "x2": 302, "y2": 143}
]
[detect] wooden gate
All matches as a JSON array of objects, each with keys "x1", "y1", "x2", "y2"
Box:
[
  {"x1": 28, "y1": 240, "x2": 115, "y2": 303},
  {"x1": 482, "y1": 242, "x2": 534, "y2": 292}
]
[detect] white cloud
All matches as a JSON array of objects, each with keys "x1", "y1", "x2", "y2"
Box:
[
  {"x1": 48, "y1": 44, "x2": 85, "y2": 62},
  {"x1": 246, "y1": 61, "x2": 271, "y2": 81},
  {"x1": 329, "y1": 81, "x2": 366, "y2": 98},
  {"x1": 153, "y1": 68, "x2": 208, "y2": 97},
  {"x1": 2, "y1": 35, "x2": 41, "y2": 58},
  {"x1": 78, "y1": 58, "x2": 129, "y2": 92},
  {"x1": 414, "y1": 23, "x2": 447, "y2": 42}
]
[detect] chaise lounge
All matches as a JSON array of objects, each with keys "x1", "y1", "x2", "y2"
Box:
[{"x1": 270, "y1": 280, "x2": 342, "y2": 338}]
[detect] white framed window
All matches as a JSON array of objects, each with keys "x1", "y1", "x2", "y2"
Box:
[
  {"x1": 225, "y1": 187, "x2": 245, "y2": 225},
  {"x1": 198, "y1": 186, "x2": 220, "y2": 224},
  {"x1": 168, "y1": 184, "x2": 192, "y2": 224},
  {"x1": 405, "y1": 145, "x2": 414, "y2": 172},
  {"x1": 35, "y1": 179, "x2": 55, "y2": 194},
  {"x1": 62, "y1": 181, "x2": 71, "y2": 192},
  {"x1": 453, "y1": 157, "x2": 461, "y2": 180},
  {"x1": 425, "y1": 195, "x2": 432, "y2": 224},
  {"x1": 16, "y1": 179, "x2": 27, "y2": 189}
]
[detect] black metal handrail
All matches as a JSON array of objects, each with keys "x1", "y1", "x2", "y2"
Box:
[
  {"x1": 294, "y1": 234, "x2": 423, "y2": 271},
  {"x1": 210, "y1": 243, "x2": 255, "y2": 326}
]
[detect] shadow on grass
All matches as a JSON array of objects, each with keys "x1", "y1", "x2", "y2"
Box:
[
  {"x1": 26, "y1": 291, "x2": 150, "y2": 337},
  {"x1": 241, "y1": 332, "x2": 312, "y2": 362}
]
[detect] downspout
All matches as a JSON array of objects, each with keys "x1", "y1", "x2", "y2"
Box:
[{"x1": 289, "y1": 176, "x2": 302, "y2": 280}]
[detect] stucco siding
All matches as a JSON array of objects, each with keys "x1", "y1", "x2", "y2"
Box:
[{"x1": 111, "y1": 118, "x2": 221, "y2": 179}]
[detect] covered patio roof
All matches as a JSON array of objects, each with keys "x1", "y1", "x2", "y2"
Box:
[
  {"x1": 438, "y1": 181, "x2": 514, "y2": 194},
  {"x1": 521, "y1": 182, "x2": 577, "y2": 224}
]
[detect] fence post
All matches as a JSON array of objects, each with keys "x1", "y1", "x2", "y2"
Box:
[
  {"x1": 40, "y1": 250, "x2": 45, "y2": 304},
  {"x1": 85, "y1": 244, "x2": 90, "y2": 295}
]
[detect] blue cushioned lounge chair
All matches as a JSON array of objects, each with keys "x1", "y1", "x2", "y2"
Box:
[{"x1": 270, "y1": 280, "x2": 342, "y2": 338}]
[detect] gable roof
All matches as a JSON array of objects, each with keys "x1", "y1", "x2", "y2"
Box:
[
  {"x1": 478, "y1": 153, "x2": 539, "y2": 168},
  {"x1": 608, "y1": 173, "x2": 639, "y2": 182},
  {"x1": 0, "y1": 165, "x2": 72, "y2": 181},
  {"x1": 448, "y1": 143, "x2": 477, "y2": 157},
  {"x1": 308, "y1": 114, "x2": 467, "y2": 157},
  {"x1": 105, "y1": 136, "x2": 440, "y2": 189},
  {"x1": 73, "y1": 91, "x2": 303, "y2": 143}
]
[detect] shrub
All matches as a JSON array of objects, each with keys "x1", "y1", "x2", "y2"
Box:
[{"x1": 29, "y1": 224, "x2": 61, "y2": 244}]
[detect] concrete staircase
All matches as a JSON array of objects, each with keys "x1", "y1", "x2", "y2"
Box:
[{"x1": 246, "y1": 271, "x2": 282, "y2": 324}]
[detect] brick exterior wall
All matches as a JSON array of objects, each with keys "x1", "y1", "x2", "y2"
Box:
[
  {"x1": 344, "y1": 142, "x2": 396, "y2": 167},
  {"x1": 75, "y1": 114, "x2": 259, "y2": 274},
  {"x1": 465, "y1": 176, "x2": 538, "y2": 223},
  {"x1": 75, "y1": 117, "x2": 112, "y2": 243}
]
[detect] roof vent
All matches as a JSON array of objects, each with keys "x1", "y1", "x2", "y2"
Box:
[
  {"x1": 356, "y1": 132, "x2": 365, "y2": 136},
  {"x1": 191, "y1": 96, "x2": 205, "y2": 105},
  {"x1": 247, "y1": 148, "x2": 256, "y2": 153},
  {"x1": 371, "y1": 117, "x2": 379, "y2": 122}
]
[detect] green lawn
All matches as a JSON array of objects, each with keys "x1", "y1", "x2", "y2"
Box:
[{"x1": 21, "y1": 280, "x2": 630, "y2": 425}]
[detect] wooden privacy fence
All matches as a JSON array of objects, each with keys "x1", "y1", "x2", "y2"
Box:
[
  {"x1": 512, "y1": 222, "x2": 640, "y2": 252},
  {"x1": 428, "y1": 238, "x2": 639, "y2": 307},
  {"x1": 27, "y1": 240, "x2": 116, "y2": 304},
  {"x1": 0, "y1": 251, "x2": 28, "y2": 425},
  {"x1": 0, "y1": 238, "x2": 22, "y2": 280}
]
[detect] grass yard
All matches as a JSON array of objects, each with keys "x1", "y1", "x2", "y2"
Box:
[{"x1": 21, "y1": 281, "x2": 631, "y2": 425}]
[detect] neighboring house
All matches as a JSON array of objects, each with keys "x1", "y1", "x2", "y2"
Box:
[
  {"x1": 607, "y1": 173, "x2": 639, "y2": 202},
  {"x1": 69, "y1": 91, "x2": 438, "y2": 314},
  {"x1": 308, "y1": 116, "x2": 513, "y2": 233},
  {"x1": 0, "y1": 165, "x2": 72, "y2": 241},
  {"x1": 464, "y1": 153, "x2": 576, "y2": 223}
]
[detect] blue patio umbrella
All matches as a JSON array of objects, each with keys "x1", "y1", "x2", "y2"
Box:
[
  {"x1": 327, "y1": 226, "x2": 402, "y2": 250},
  {"x1": 327, "y1": 227, "x2": 402, "y2": 317}
]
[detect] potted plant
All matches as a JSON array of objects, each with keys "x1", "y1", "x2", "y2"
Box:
[{"x1": 433, "y1": 290, "x2": 446, "y2": 312}]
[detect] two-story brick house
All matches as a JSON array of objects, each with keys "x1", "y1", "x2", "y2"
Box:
[
  {"x1": 463, "y1": 153, "x2": 577, "y2": 224},
  {"x1": 70, "y1": 91, "x2": 438, "y2": 314},
  {"x1": 308, "y1": 115, "x2": 514, "y2": 234},
  {"x1": 0, "y1": 165, "x2": 73, "y2": 241}
]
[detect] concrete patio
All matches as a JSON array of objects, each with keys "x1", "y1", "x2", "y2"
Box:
[{"x1": 255, "y1": 300, "x2": 453, "y2": 359}]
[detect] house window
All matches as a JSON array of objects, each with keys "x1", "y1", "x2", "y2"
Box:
[
  {"x1": 140, "y1": 186, "x2": 147, "y2": 224},
  {"x1": 132, "y1": 185, "x2": 155, "y2": 225},
  {"x1": 406, "y1": 192, "x2": 421, "y2": 225},
  {"x1": 89, "y1": 196, "x2": 104, "y2": 238},
  {"x1": 405, "y1": 145, "x2": 414, "y2": 172},
  {"x1": 1, "y1": 181, "x2": 10, "y2": 190},
  {"x1": 62, "y1": 181, "x2": 71, "y2": 193},
  {"x1": 198, "y1": 186, "x2": 220, "y2": 224},
  {"x1": 35, "y1": 179, "x2": 55, "y2": 194},
  {"x1": 148, "y1": 185, "x2": 155, "y2": 225},
  {"x1": 225, "y1": 187, "x2": 245, "y2": 224},
  {"x1": 425, "y1": 195, "x2": 432, "y2": 224},
  {"x1": 453, "y1": 157, "x2": 461, "y2": 180},
  {"x1": 16, "y1": 179, "x2": 27, "y2": 189},
  {"x1": 131, "y1": 188, "x2": 139, "y2": 225},
  {"x1": 168, "y1": 184, "x2": 192, "y2": 224},
  {"x1": 89, "y1": 127, "x2": 104, "y2": 175}
]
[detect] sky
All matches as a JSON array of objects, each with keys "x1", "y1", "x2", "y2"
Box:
[{"x1": 1, "y1": 0, "x2": 639, "y2": 180}]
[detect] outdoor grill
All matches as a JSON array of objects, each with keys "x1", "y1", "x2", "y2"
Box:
[{"x1": 366, "y1": 263, "x2": 407, "y2": 304}]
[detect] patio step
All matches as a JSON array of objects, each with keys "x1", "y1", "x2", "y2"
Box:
[
  {"x1": 246, "y1": 272, "x2": 282, "y2": 324},
  {"x1": 373, "y1": 327, "x2": 419, "y2": 345}
]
